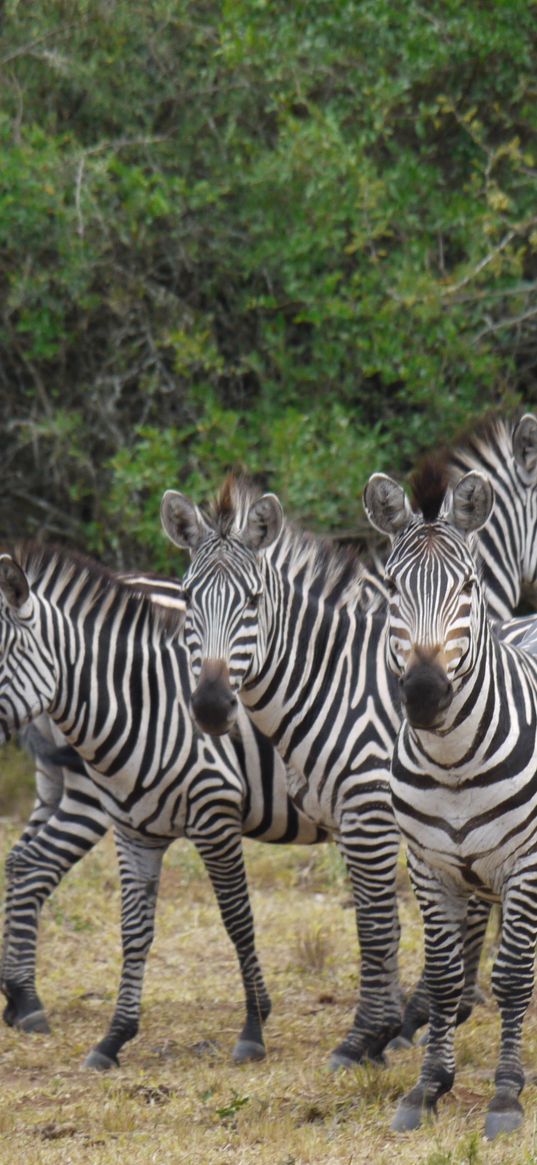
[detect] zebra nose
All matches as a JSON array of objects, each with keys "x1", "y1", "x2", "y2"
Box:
[
  {"x1": 400, "y1": 661, "x2": 453, "y2": 729},
  {"x1": 190, "y1": 660, "x2": 238, "y2": 736}
]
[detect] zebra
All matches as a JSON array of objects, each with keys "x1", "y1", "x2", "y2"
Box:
[
  {"x1": 0, "y1": 545, "x2": 328, "y2": 1070},
  {"x1": 158, "y1": 412, "x2": 537, "y2": 1066},
  {"x1": 363, "y1": 464, "x2": 537, "y2": 1139},
  {"x1": 159, "y1": 478, "x2": 427, "y2": 1067},
  {"x1": 2, "y1": 571, "x2": 191, "y2": 1036}
]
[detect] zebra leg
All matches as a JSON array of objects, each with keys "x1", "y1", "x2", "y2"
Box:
[
  {"x1": 457, "y1": 895, "x2": 491, "y2": 1022},
  {"x1": 2, "y1": 793, "x2": 109, "y2": 1034},
  {"x1": 392, "y1": 860, "x2": 467, "y2": 1132},
  {"x1": 2, "y1": 760, "x2": 65, "y2": 1022},
  {"x1": 395, "y1": 895, "x2": 491, "y2": 1047},
  {"x1": 484, "y1": 883, "x2": 537, "y2": 1140},
  {"x1": 84, "y1": 829, "x2": 168, "y2": 1070},
  {"x1": 192, "y1": 829, "x2": 271, "y2": 1063},
  {"x1": 329, "y1": 813, "x2": 403, "y2": 1068}
]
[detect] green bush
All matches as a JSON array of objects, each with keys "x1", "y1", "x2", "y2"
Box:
[{"x1": 1, "y1": 1, "x2": 536, "y2": 563}]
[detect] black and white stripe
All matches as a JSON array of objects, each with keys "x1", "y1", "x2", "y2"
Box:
[
  {"x1": 0, "y1": 548, "x2": 326, "y2": 1069},
  {"x1": 364, "y1": 466, "x2": 537, "y2": 1139}
]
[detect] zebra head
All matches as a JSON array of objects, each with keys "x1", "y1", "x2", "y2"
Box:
[
  {"x1": 364, "y1": 469, "x2": 494, "y2": 731},
  {"x1": 161, "y1": 483, "x2": 284, "y2": 734},
  {"x1": 0, "y1": 555, "x2": 58, "y2": 743}
]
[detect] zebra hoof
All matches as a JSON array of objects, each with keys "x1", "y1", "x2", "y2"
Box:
[
  {"x1": 232, "y1": 1039, "x2": 266, "y2": 1063},
  {"x1": 83, "y1": 1049, "x2": 119, "y2": 1071},
  {"x1": 485, "y1": 1106, "x2": 523, "y2": 1140},
  {"x1": 17, "y1": 1009, "x2": 51, "y2": 1035},
  {"x1": 328, "y1": 1049, "x2": 366, "y2": 1071},
  {"x1": 329, "y1": 1047, "x2": 386, "y2": 1070},
  {"x1": 387, "y1": 1034, "x2": 413, "y2": 1051},
  {"x1": 391, "y1": 1101, "x2": 423, "y2": 1132}
]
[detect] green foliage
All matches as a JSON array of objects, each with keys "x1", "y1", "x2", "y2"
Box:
[{"x1": 2, "y1": 1, "x2": 537, "y2": 564}]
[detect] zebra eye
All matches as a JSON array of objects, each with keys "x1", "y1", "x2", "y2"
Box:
[
  {"x1": 385, "y1": 578, "x2": 397, "y2": 598},
  {"x1": 246, "y1": 592, "x2": 260, "y2": 609},
  {"x1": 461, "y1": 579, "x2": 475, "y2": 597},
  {"x1": 182, "y1": 587, "x2": 192, "y2": 606}
]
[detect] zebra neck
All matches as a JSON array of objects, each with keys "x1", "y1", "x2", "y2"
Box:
[
  {"x1": 241, "y1": 598, "x2": 383, "y2": 765},
  {"x1": 450, "y1": 433, "x2": 525, "y2": 620}
]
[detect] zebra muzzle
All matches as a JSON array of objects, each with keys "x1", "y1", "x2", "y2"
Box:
[
  {"x1": 190, "y1": 660, "x2": 238, "y2": 736},
  {"x1": 399, "y1": 658, "x2": 453, "y2": 730}
]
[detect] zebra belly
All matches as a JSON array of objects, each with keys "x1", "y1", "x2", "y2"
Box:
[{"x1": 82, "y1": 760, "x2": 245, "y2": 842}]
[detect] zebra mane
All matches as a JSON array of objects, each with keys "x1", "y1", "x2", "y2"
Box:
[
  {"x1": 3, "y1": 542, "x2": 181, "y2": 637},
  {"x1": 203, "y1": 474, "x2": 265, "y2": 537},
  {"x1": 203, "y1": 475, "x2": 372, "y2": 609},
  {"x1": 409, "y1": 458, "x2": 451, "y2": 521},
  {"x1": 447, "y1": 411, "x2": 521, "y2": 477}
]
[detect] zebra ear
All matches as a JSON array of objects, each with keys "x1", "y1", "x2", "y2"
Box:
[
  {"x1": 363, "y1": 474, "x2": 413, "y2": 539},
  {"x1": 243, "y1": 494, "x2": 283, "y2": 551},
  {"x1": 160, "y1": 491, "x2": 211, "y2": 552},
  {"x1": 513, "y1": 414, "x2": 537, "y2": 483},
  {"x1": 448, "y1": 471, "x2": 494, "y2": 534},
  {"x1": 0, "y1": 555, "x2": 30, "y2": 611}
]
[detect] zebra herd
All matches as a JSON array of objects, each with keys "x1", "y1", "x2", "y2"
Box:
[{"x1": 2, "y1": 412, "x2": 537, "y2": 1139}]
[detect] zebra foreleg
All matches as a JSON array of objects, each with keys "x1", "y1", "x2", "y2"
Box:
[
  {"x1": 2, "y1": 801, "x2": 108, "y2": 1035},
  {"x1": 484, "y1": 885, "x2": 537, "y2": 1140},
  {"x1": 84, "y1": 830, "x2": 168, "y2": 1070},
  {"x1": 392, "y1": 866, "x2": 466, "y2": 1132},
  {"x1": 193, "y1": 829, "x2": 271, "y2": 1063},
  {"x1": 329, "y1": 817, "x2": 403, "y2": 1068}
]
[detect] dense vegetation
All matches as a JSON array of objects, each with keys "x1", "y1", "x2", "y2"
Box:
[{"x1": 2, "y1": 1, "x2": 537, "y2": 568}]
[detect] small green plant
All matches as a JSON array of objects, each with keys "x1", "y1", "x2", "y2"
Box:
[{"x1": 215, "y1": 1093, "x2": 250, "y2": 1121}]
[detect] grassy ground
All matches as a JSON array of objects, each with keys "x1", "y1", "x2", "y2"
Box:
[{"x1": 1, "y1": 780, "x2": 537, "y2": 1163}]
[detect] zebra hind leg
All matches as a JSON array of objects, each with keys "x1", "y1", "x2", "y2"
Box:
[
  {"x1": 393, "y1": 895, "x2": 491, "y2": 1049},
  {"x1": 84, "y1": 830, "x2": 168, "y2": 1070},
  {"x1": 328, "y1": 822, "x2": 402, "y2": 1069},
  {"x1": 194, "y1": 830, "x2": 271, "y2": 1063}
]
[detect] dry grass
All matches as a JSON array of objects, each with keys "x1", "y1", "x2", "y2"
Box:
[{"x1": 1, "y1": 815, "x2": 537, "y2": 1165}]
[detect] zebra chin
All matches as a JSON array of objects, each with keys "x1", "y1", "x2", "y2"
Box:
[
  {"x1": 190, "y1": 659, "x2": 239, "y2": 737},
  {"x1": 399, "y1": 661, "x2": 453, "y2": 731}
]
